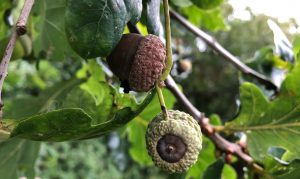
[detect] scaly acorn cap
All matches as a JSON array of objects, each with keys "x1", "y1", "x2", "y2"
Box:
[
  {"x1": 146, "y1": 110, "x2": 202, "y2": 173},
  {"x1": 107, "y1": 33, "x2": 166, "y2": 92}
]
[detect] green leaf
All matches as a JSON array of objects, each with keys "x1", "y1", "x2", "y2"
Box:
[
  {"x1": 264, "y1": 157, "x2": 300, "y2": 179},
  {"x1": 65, "y1": 77, "x2": 115, "y2": 125},
  {"x1": 293, "y1": 36, "x2": 300, "y2": 62},
  {"x1": 32, "y1": 0, "x2": 78, "y2": 61},
  {"x1": 10, "y1": 90, "x2": 154, "y2": 141},
  {"x1": 65, "y1": 0, "x2": 127, "y2": 58},
  {"x1": 143, "y1": 0, "x2": 162, "y2": 36},
  {"x1": 244, "y1": 46, "x2": 292, "y2": 88},
  {"x1": 0, "y1": 1, "x2": 11, "y2": 37},
  {"x1": 191, "y1": 0, "x2": 223, "y2": 9},
  {"x1": 201, "y1": 158, "x2": 225, "y2": 179},
  {"x1": 4, "y1": 79, "x2": 82, "y2": 120},
  {"x1": 185, "y1": 137, "x2": 216, "y2": 179},
  {"x1": 10, "y1": 108, "x2": 95, "y2": 141},
  {"x1": 3, "y1": 57, "x2": 155, "y2": 141},
  {"x1": 171, "y1": 0, "x2": 193, "y2": 7},
  {"x1": 124, "y1": 0, "x2": 142, "y2": 24},
  {"x1": 222, "y1": 164, "x2": 237, "y2": 179},
  {"x1": 76, "y1": 60, "x2": 106, "y2": 81},
  {"x1": 191, "y1": 157, "x2": 237, "y2": 179},
  {"x1": 181, "y1": 6, "x2": 227, "y2": 31},
  {"x1": 127, "y1": 117, "x2": 153, "y2": 166},
  {"x1": 226, "y1": 64, "x2": 300, "y2": 161},
  {"x1": 0, "y1": 139, "x2": 40, "y2": 179},
  {"x1": 127, "y1": 89, "x2": 176, "y2": 166}
]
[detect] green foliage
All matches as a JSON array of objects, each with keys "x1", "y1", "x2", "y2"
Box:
[
  {"x1": 36, "y1": 138, "x2": 168, "y2": 179},
  {"x1": 293, "y1": 35, "x2": 300, "y2": 61},
  {"x1": 185, "y1": 138, "x2": 216, "y2": 178},
  {"x1": 32, "y1": 0, "x2": 77, "y2": 61},
  {"x1": 201, "y1": 158, "x2": 225, "y2": 179},
  {"x1": 142, "y1": 0, "x2": 162, "y2": 36},
  {"x1": 264, "y1": 157, "x2": 300, "y2": 179},
  {"x1": 0, "y1": 139, "x2": 40, "y2": 179},
  {"x1": 171, "y1": 0, "x2": 193, "y2": 7},
  {"x1": 0, "y1": 1, "x2": 11, "y2": 37},
  {"x1": 5, "y1": 62, "x2": 155, "y2": 141},
  {"x1": 185, "y1": 137, "x2": 237, "y2": 179},
  {"x1": 65, "y1": 0, "x2": 143, "y2": 58},
  {"x1": 0, "y1": 0, "x2": 300, "y2": 178},
  {"x1": 191, "y1": 0, "x2": 223, "y2": 9},
  {"x1": 244, "y1": 46, "x2": 292, "y2": 90},
  {"x1": 125, "y1": 0, "x2": 142, "y2": 24},
  {"x1": 37, "y1": 139, "x2": 124, "y2": 179},
  {"x1": 0, "y1": 37, "x2": 24, "y2": 61},
  {"x1": 226, "y1": 64, "x2": 300, "y2": 162},
  {"x1": 181, "y1": 5, "x2": 227, "y2": 31}
]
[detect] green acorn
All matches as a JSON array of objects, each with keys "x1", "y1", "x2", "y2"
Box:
[{"x1": 146, "y1": 110, "x2": 202, "y2": 173}]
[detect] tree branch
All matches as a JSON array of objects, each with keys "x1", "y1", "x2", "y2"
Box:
[
  {"x1": 0, "y1": 0, "x2": 35, "y2": 109},
  {"x1": 166, "y1": 76, "x2": 265, "y2": 176},
  {"x1": 169, "y1": 9, "x2": 278, "y2": 91}
]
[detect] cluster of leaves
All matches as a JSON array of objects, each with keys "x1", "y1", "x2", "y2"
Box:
[{"x1": 1, "y1": 0, "x2": 300, "y2": 178}]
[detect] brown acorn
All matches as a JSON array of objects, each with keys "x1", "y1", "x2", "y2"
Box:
[{"x1": 107, "y1": 33, "x2": 166, "y2": 92}]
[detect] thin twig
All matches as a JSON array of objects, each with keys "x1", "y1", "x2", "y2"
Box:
[
  {"x1": 0, "y1": 0, "x2": 35, "y2": 108},
  {"x1": 169, "y1": 9, "x2": 278, "y2": 91},
  {"x1": 165, "y1": 76, "x2": 265, "y2": 176},
  {"x1": 16, "y1": 0, "x2": 35, "y2": 35}
]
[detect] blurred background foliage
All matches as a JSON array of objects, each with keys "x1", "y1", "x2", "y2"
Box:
[{"x1": 0, "y1": 0, "x2": 299, "y2": 178}]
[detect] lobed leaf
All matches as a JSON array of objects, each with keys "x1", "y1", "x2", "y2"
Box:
[
  {"x1": 3, "y1": 60, "x2": 155, "y2": 141},
  {"x1": 32, "y1": 0, "x2": 78, "y2": 61},
  {"x1": 226, "y1": 64, "x2": 300, "y2": 161},
  {"x1": 65, "y1": 0, "x2": 143, "y2": 58},
  {"x1": 9, "y1": 91, "x2": 154, "y2": 141}
]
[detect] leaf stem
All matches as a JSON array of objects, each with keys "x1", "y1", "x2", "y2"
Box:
[
  {"x1": 160, "y1": 0, "x2": 173, "y2": 82},
  {"x1": 155, "y1": 84, "x2": 169, "y2": 119}
]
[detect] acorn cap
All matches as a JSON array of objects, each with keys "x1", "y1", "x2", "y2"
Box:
[
  {"x1": 129, "y1": 34, "x2": 166, "y2": 91},
  {"x1": 146, "y1": 110, "x2": 202, "y2": 173},
  {"x1": 107, "y1": 34, "x2": 166, "y2": 92}
]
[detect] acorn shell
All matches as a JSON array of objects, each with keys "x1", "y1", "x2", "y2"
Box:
[
  {"x1": 107, "y1": 33, "x2": 166, "y2": 92},
  {"x1": 107, "y1": 33, "x2": 143, "y2": 81},
  {"x1": 146, "y1": 110, "x2": 202, "y2": 173}
]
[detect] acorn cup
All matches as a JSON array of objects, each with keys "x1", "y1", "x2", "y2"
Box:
[
  {"x1": 146, "y1": 110, "x2": 202, "y2": 173},
  {"x1": 107, "y1": 33, "x2": 166, "y2": 92}
]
